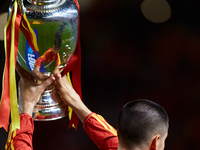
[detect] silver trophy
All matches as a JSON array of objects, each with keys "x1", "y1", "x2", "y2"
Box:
[{"x1": 12, "y1": 0, "x2": 79, "y2": 120}]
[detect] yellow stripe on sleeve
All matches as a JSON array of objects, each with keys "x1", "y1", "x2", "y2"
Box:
[{"x1": 92, "y1": 114, "x2": 117, "y2": 136}]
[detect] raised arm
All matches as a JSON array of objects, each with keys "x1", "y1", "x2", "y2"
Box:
[
  {"x1": 54, "y1": 73, "x2": 119, "y2": 149},
  {"x1": 54, "y1": 73, "x2": 91, "y2": 122},
  {"x1": 5, "y1": 63, "x2": 55, "y2": 150}
]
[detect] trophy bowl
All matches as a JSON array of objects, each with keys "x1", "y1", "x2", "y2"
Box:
[{"x1": 16, "y1": 0, "x2": 79, "y2": 120}]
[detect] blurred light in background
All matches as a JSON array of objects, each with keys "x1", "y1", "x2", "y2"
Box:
[{"x1": 141, "y1": 0, "x2": 171, "y2": 23}]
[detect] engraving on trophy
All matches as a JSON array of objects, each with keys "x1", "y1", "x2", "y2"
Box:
[{"x1": 28, "y1": 53, "x2": 36, "y2": 70}]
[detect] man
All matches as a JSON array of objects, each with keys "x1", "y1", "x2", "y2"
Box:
[
  {"x1": 54, "y1": 73, "x2": 169, "y2": 150},
  {"x1": 117, "y1": 100, "x2": 168, "y2": 150},
  {"x1": 6, "y1": 68, "x2": 169, "y2": 150}
]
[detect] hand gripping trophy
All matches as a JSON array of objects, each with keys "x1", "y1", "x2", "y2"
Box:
[{"x1": 0, "y1": 0, "x2": 82, "y2": 132}]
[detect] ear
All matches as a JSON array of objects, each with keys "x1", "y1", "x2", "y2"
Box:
[{"x1": 150, "y1": 134, "x2": 160, "y2": 150}]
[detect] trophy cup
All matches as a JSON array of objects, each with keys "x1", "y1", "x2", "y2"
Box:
[{"x1": 15, "y1": 0, "x2": 79, "y2": 120}]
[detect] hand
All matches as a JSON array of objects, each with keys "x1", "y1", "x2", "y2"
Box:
[
  {"x1": 16, "y1": 63, "x2": 55, "y2": 116},
  {"x1": 54, "y1": 73, "x2": 80, "y2": 106},
  {"x1": 54, "y1": 73, "x2": 91, "y2": 122},
  {"x1": 32, "y1": 66, "x2": 49, "y2": 81}
]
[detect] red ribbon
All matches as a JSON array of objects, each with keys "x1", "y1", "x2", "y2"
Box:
[
  {"x1": 0, "y1": 2, "x2": 22, "y2": 131},
  {"x1": 61, "y1": 0, "x2": 82, "y2": 129}
]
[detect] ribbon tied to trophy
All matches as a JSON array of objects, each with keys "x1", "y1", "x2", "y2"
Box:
[{"x1": 0, "y1": 0, "x2": 82, "y2": 134}]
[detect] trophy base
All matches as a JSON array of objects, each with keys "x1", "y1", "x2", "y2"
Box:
[{"x1": 32, "y1": 88, "x2": 68, "y2": 121}]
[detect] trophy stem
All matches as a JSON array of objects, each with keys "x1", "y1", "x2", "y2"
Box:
[{"x1": 32, "y1": 87, "x2": 68, "y2": 121}]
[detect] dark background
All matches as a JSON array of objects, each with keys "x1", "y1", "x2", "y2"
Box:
[{"x1": 1, "y1": 0, "x2": 200, "y2": 149}]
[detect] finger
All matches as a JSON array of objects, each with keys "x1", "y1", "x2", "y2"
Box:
[
  {"x1": 41, "y1": 74, "x2": 55, "y2": 89},
  {"x1": 54, "y1": 72, "x2": 62, "y2": 79},
  {"x1": 54, "y1": 73, "x2": 62, "y2": 86}
]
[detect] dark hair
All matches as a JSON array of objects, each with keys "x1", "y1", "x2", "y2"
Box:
[
  {"x1": 55, "y1": 31, "x2": 62, "y2": 49},
  {"x1": 118, "y1": 99, "x2": 169, "y2": 149}
]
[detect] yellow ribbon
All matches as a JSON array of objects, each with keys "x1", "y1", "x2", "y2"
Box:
[
  {"x1": 66, "y1": 73, "x2": 75, "y2": 128},
  {"x1": 9, "y1": 0, "x2": 20, "y2": 132}
]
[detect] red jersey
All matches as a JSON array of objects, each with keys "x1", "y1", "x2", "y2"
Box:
[
  {"x1": 83, "y1": 113, "x2": 119, "y2": 150},
  {"x1": 35, "y1": 48, "x2": 61, "y2": 68},
  {"x1": 5, "y1": 113, "x2": 118, "y2": 150},
  {"x1": 5, "y1": 113, "x2": 34, "y2": 150}
]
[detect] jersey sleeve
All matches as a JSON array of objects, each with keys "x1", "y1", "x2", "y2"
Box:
[
  {"x1": 35, "y1": 55, "x2": 45, "y2": 68},
  {"x1": 83, "y1": 112, "x2": 119, "y2": 150},
  {"x1": 5, "y1": 113, "x2": 34, "y2": 150},
  {"x1": 35, "y1": 48, "x2": 51, "y2": 68}
]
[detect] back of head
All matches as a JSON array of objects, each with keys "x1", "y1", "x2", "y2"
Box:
[{"x1": 118, "y1": 99, "x2": 169, "y2": 149}]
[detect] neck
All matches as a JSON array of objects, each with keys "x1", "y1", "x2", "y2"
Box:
[{"x1": 118, "y1": 143, "x2": 148, "y2": 150}]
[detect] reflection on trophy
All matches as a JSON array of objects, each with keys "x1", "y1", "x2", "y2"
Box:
[
  {"x1": 33, "y1": 32, "x2": 62, "y2": 81},
  {"x1": 62, "y1": 45, "x2": 72, "y2": 63},
  {"x1": 16, "y1": 0, "x2": 79, "y2": 121}
]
